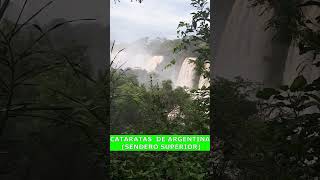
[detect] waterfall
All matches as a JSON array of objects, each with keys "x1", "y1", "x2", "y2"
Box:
[
  {"x1": 283, "y1": 6, "x2": 320, "y2": 84},
  {"x1": 215, "y1": 0, "x2": 301, "y2": 87},
  {"x1": 214, "y1": 0, "x2": 273, "y2": 82},
  {"x1": 215, "y1": 0, "x2": 320, "y2": 87},
  {"x1": 110, "y1": 51, "x2": 163, "y2": 73},
  {"x1": 176, "y1": 57, "x2": 197, "y2": 89},
  {"x1": 145, "y1": 56, "x2": 163, "y2": 72},
  {"x1": 198, "y1": 62, "x2": 210, "y2": 88}
]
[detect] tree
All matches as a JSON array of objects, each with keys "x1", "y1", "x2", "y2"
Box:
[
  {"x1": 252, "y1": 0, "x2": 320, "y2": 178},
  {"x1": 174, "y1": 0, "x2": 210, "y2": 78},
  {"x1": 0, "y1": 1, "x2": 109, "y2": 179}
]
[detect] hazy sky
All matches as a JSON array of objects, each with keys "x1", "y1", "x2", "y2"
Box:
[{"x1": 111, "y1": 0, "x2": 194, "y2": 43}]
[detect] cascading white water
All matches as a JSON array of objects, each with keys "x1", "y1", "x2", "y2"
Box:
[
  {"x1": 176, "y1": 57, "x2": 197, "y2": 88},
  {"x1": 214, "y1": 0, "x2": 273, "y2": 81},
  {"x1": 145, "y1": 56, "x2": 163, "y2": 72},
  {"x1": 111, "y1": 50, "x2": 149, "y2": 70},
  {"x1": 110, "y1": 50, "x2": 163, "y2": 72},
  {"x1": 198, "y1": 62, "x2": 210, "y2": 88},
  {"x1": 215, "y1": 0, "x2": 320, "y2": 87},
  {"x1": 214, "y1": 0, "x2": 275, "y2": 84},
  {"x1": 283, "y1": 6, "x2": 320, "y2": 84},
  {"x1": 215, "y1": 0, "x2": 304, "y2": 88}
]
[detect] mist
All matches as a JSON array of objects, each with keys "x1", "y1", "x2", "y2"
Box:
[{"x1": 111, "y1": 38, "x2": 178, "y2": 87}]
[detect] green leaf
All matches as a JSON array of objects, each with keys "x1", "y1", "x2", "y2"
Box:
[
  {"x1": 306, "y1": 93, "x2": 320, "y2": 103},
  {"x1": 290, "y1": 75, "x2": 307, "y2": 92},
  {"x1": 280, "y1": 85, "x2": 289, "y2": 91},
  {"x1": 256, "y1": 88, "x2": 280, "y2": 100},
  {"x1": 297, "y1": 101, "x2": 319, "y2": 111},
  {"x1": 274, "y1": 95, "x2": 286, "y2": 100}
]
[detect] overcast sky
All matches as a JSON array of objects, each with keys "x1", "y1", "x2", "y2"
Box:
[{"x1": 111, "y1": 0, "x2": 194, "y2": 43}]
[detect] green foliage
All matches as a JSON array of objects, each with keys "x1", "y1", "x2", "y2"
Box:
[
  {"x1": 174, "y1": 0, "x2": 210, "y2": 77},
  {"x1": 209, "y1": 77, "x2": 273, "y2": 178},
  {"x1": 210, "y1": 76, "x2": 319, "y2": 178},
  {"x1": 256, "y1": 74, "x2": 320, "y2": 178},
  {"x1": 109, "y1": 67, "x2": 210, "y2": 179},
  {"x1": 109, "y1": 33, "x2": 210, "y2": 178},
  {"x1": 110, "y1": 69, "x2": 209, "y2": 134},
  {"x1": 290, "y1": 75, "x2": 307, "y2": 91},
  {"x1": 256, "y1": 88, "x2": 280, "y2": 100},
  {"x1": 0, "y1": 2, "x2": 106, "y2": 178},
  {"x1": 251, "y1": 2, "x2": 320, "y2": 178},
  {"x1": 111, "y1": 152, "x2": 209, "y2": 180}
]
